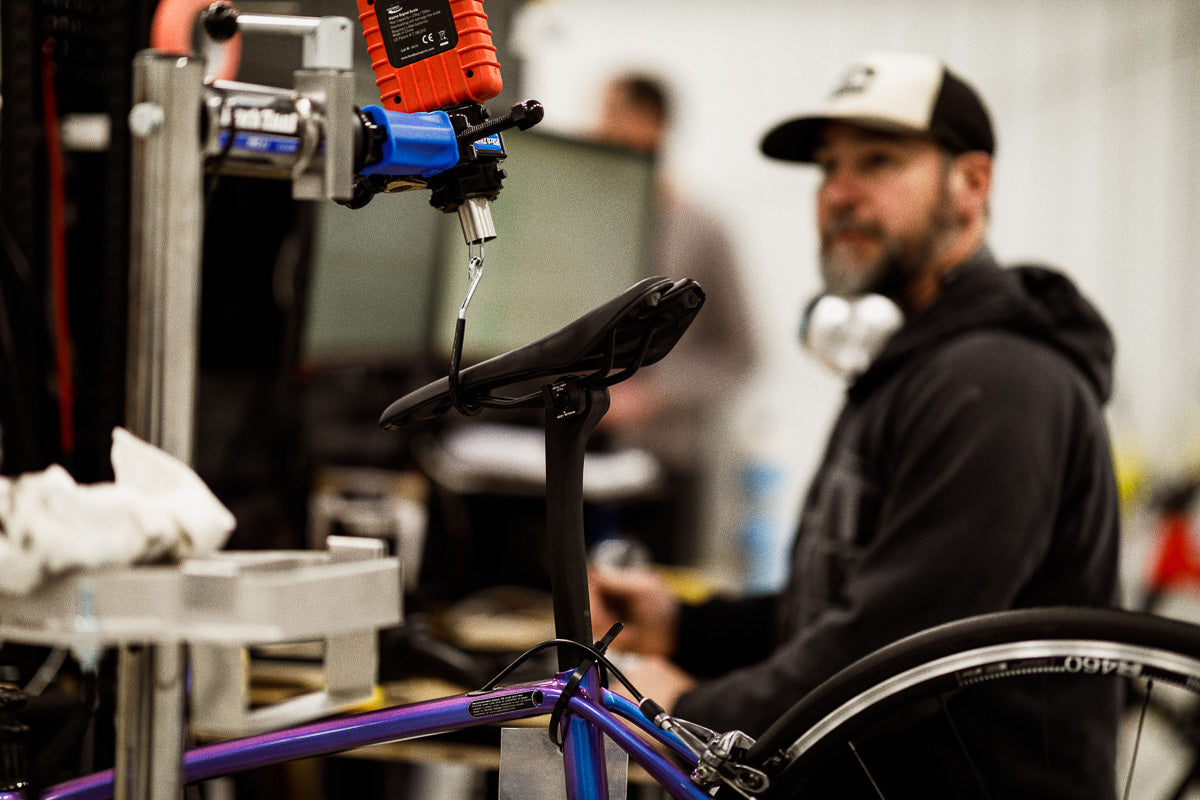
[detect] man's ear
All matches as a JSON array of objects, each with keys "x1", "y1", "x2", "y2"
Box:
[{"x1": 949, "y1": 151, "x2": 993, "y2": 218}]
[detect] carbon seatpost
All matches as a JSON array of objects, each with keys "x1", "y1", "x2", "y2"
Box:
[{"x1": 542, "y1": 378, "x2": 610, "y2": 671}]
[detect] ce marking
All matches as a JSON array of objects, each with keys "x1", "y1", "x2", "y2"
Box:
[{"x1": 422, "y1": 30, "x2": 449, "y2": 44}]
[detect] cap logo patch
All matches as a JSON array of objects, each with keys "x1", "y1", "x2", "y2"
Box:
[{"x1": 830, "y1": 64, "x2": 876, "y2": 98}]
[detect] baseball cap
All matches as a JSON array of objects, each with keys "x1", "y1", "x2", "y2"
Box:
[{"x1": 760, "y1": 51, "x2": 995, "y2": 163}]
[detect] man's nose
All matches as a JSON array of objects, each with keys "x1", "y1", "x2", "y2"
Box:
[{"x1": 820, "y1": 168, "x2": 864, "y2": 208}]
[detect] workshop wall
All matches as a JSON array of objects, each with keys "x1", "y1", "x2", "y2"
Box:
[{"x1": 510, "y1": 0, "x2": 1200, "y2": 577}]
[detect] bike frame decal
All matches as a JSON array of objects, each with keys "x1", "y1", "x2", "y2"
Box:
[{"x1": 468, "y1": 690, "x2": 544, "y2": 718}]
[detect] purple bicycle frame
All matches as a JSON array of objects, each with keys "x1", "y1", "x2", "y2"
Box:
[{"x1": 15, "y1": 671, "x2": 710, "y2": 800}]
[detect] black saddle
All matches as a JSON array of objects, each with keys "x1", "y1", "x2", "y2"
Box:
[{"x1": 379, "y1": 276, "x2": 704, "y2": 428}]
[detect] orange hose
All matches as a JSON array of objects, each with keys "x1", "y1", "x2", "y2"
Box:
[{"x1": 150, "y1": 0, "x2": 242, "y2": 82}]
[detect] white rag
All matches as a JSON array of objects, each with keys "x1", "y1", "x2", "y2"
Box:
[{"x1": 0, "y1": 428, "x2": 236, "y2": 595}]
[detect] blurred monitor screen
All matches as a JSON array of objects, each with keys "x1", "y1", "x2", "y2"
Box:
[{"x1": 304, "y1": 131, "x2": 657, "y2": 364}]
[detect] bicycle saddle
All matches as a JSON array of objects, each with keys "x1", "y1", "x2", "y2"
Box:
[{"x1": 380, "y1": 276, "x2": 704, "y2": 427}]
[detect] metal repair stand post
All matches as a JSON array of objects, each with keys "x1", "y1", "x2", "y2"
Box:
[
  {"x1": 123, "y1": 13, "x2": 356, "y2": 799},
  {"x1": 126, "y1": 50, "x2": 205, "y2": 800}
]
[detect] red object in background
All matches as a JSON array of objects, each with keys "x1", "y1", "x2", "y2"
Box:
[
  {"x1": 1148, "y1": 512, "x2": 1200, "y2": 591},
  {"x1": 42, "y1": 38, "x2": 74, "y2": 458},
  {"x1": 150, "y1": 0, "x2": 243, "y2": 81},
  {"x1": 357, "y1": 0, "x2": 502, "y2": 113}
]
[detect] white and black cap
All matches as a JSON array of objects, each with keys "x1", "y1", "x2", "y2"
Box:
[{"x1": 761, "y1": 51, "x2": 995, "y2": 163}]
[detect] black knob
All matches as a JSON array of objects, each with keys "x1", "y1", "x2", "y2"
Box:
[{"x1": 202, "y1": 2, "x2": 240, "y2": 42}]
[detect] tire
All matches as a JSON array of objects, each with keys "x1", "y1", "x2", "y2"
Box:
[{"x1": 743, "y1": 607, "x2": 1200, "y2": 799}]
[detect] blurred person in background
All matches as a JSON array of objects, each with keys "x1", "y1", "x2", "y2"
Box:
[{"x1": 590, "y1": 73, "x2": 756, "y2": 566}]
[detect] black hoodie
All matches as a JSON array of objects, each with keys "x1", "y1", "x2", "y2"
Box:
[{"x1": 672, "y1": 249, "x2": 1120, "y2": 797}]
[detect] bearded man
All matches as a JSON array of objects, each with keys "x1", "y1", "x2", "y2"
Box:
[{"x1": 590, "y1": 51, "x2": 1121, "y2": 798}]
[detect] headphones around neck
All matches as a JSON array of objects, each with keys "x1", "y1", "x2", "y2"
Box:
[{"x1": 800, "y1": 293, "x2": 904, "y2": 380}]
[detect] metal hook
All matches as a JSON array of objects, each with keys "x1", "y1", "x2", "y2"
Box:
[
  {"x1": 459, "y1": 253, "x2": 484, "y2": 319},
  {"x1": 449, "y1": 244, "x2": 486, "y2": 416}
]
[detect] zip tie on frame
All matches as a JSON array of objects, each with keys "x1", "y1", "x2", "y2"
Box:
[{"x1": 548, "y1": 624, "x2": 624, "y2": 749}]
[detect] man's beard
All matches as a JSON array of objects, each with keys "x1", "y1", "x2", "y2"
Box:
[{"x1": 819, "y1": 182, "x2": 958, "y2": 299}]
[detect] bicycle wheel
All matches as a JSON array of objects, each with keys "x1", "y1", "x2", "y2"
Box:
[{"x1": 743, "y1": 607, "x2": 1200, "y2": 800}]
